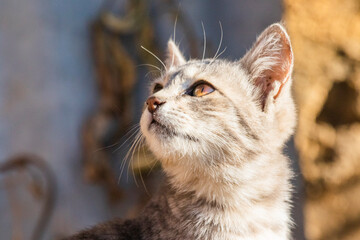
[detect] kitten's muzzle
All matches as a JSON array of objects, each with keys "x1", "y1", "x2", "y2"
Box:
[{"x1": 146, "y1": 96, "x2": 165, "y2": 114}]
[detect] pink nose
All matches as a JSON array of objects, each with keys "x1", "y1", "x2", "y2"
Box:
[{"x1": 146, "y1": 96, "x2": 165, "y2": 113}]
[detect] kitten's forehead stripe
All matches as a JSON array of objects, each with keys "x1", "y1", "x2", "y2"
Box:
[
  {"x1": 164, "y1": 70, "x2": 186, "y2": 88},
  {"x1": 163, "y1": 60, "x2": 220, "y2": 91},
  {"x1": 178, "y1": 60, "x2": 211, "y2": 69},
  {"x1": 169, "y1": 70, "x2": 183, "y2": 81}
]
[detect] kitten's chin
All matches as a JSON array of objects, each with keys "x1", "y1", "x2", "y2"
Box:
[
  {"x1": 140, "y1": 110, "x2": 152, "y2": 138},
  {"x1": 140, "y1": 109, "x2": 175, "y2": 142},
  {"x1": 140, "y1": 110, "x2": 196, "y2": 161},
  {"x1": 140, "y1": 111, "x2": 164, "y2": 156}
]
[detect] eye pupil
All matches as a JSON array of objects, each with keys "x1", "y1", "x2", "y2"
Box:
[{"x1": 191, "y1": 83, "x2": 214, "y2": 97}]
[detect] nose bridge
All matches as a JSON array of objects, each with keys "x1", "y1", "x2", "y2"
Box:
[
  {"x1": 148, "y1": 83, "x2": 177, "y2": 103},
  {"x1": 145, "y1": 80, "x2": 183, "y2": 113},
  {"x1": 150, "y1": 90, "x2": 167, "y2": 101}
]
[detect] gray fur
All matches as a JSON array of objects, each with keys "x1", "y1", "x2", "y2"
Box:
[{"x1": 66, "y1": 23, "x2": 296, "y2": 240}]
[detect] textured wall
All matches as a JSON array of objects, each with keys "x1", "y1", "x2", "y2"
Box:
[
  {"x1": 0, "y1": 0, "x2": 303, "y2": 239},
  {"x1": 284, "y1": 0, "x2": 360, "y2": 239}
]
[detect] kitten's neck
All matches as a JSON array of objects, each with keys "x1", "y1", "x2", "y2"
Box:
[{"x1": 162, "y1": 152, "x2": 292, "y2": 239}]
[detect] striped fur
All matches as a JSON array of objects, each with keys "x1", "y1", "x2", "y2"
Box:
[{"x1": 66, "y1": 23, "x2": 296, "y2": 240}]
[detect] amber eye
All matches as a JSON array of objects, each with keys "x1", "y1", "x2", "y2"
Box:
[
  {"x1": 191, "y1": 83, "x2": 215, "y2": 97},
  {"x1": 153, "y1": 83, "x2": 163, "y2": 93}
]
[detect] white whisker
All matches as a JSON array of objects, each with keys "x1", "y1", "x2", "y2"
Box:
[
  {"x1": 212, "y1": 21, "x2": 224, "y2": 63},
  {"x1": 141, "y1": 46, "x2": 167, "y2": 72},
  {"x1": 127, "y1": 132, "x2": 144, "y2": 186},
  {"x1": 113, "y1": 125, "x2": 140, "y2": 153},
  {"x1": 213, "y1": 47, "x2": 227, "y2": 61},
  {"x1": 170, "y1": 15, "x2": 179, "y2": 70},
  {"x1": 119, "y1": 129, "x2": 140, "y2": 182},
  {"x1": 137, "y1": 64, "x2": 162, "y2": 72},
  {"x1": 146, "y1": 158, "x2": 159, "y2": 177},
  {"x1": 136, "y1": 138, "x2": 150, "y2": 196},
  {"x1": 145, "y1": 70, "x2": 161, "y2": 79},
  {"x1": 173, "y1": 14, "x2": 178, "y2": 43},
  {"x1": 126, "y1": 132, "x2": 140, "y2": 182},
  {"x1": 92, "y1": 124, "x2": 139, "y2": 155},
  {"x1": 201, "y1": 22, "x2": 207, "y2": 61}
]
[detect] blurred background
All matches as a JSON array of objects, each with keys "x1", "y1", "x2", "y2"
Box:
[{"x1": 0, "y1": 0, "x2": 359, "y2": 239}]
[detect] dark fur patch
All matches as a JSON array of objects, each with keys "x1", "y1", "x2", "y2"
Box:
[
  {"x1": 149, "y1": 121, "x2": 199, "y2": 142},
  {"x1": 64, "y1": 218, "x2": 142, "y2": 240}
]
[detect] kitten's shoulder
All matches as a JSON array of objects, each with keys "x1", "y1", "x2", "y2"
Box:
[{"x1": 64, "y1": 218, "x2": 143, "y2": 240}]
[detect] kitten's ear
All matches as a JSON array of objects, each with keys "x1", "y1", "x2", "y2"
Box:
[
  {"x1": 165, "y1": 40, "x2": 186, "y2": 70},
  {"x1": 241, "y1": 23, "x2": 293, "y2": 111}
]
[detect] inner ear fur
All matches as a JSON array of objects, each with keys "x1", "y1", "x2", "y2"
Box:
[{"x1": 241, "y1": 23, "x2": 293, "y2": 110}]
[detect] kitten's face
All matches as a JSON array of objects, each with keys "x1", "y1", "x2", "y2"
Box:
[
  {"x1": 140, "y1": 24, "x2": 295, "y2": 168},
  {"x1": 141, "y1": 60, "x2": 258, "y2": 165}
]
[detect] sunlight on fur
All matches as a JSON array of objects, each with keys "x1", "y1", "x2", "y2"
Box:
[{"x1": 67, "y1": 23, "x2": 296, "y2": 240}]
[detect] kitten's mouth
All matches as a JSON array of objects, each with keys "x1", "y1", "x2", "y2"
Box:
[
  {"x1": 148, "y1": 117, "x2": 171, "y2": 136},
  {"x1": 149, "y1": 118, "x2": 166, "y2": 129},
  {"x1": 148, "y1": 116, "x2": 199, "y2": 142}
]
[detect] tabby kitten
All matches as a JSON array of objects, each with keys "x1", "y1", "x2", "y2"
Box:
[{"x1": 67, "y1": 23, "x2": 296, "y2": 240}]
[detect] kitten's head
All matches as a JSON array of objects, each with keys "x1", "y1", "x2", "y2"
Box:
[{"x1": 140, "y1": 23, "x2": 295, "y2": 170}]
